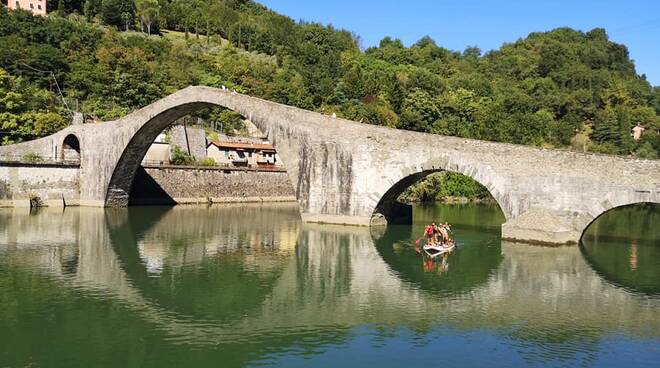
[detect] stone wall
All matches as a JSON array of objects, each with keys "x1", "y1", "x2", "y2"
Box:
[
  {"x1": 131, "y1": 166, "x2": 296, "y2": 204},
  {"x1": 0, "y1": 163, "x2": 80, "y2": 207},
  {"x1": 170, "y1": 125, "x2": 207, "y2": 160}
]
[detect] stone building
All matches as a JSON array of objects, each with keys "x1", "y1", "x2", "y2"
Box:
[
  {"x1": 142, "y1": 133, "x2": 170, "y2": 164},
  {"x1": 7, "y1": 0, "x2": 47, "y2": 16}
]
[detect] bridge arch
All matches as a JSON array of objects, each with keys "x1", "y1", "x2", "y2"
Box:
[
  {"x1": 579, "y1": 202, "x2": 660, "y2": 295},
  {"x1": 579, "y1": 194, "x2": 660, "y2": 242},
  {"x1": 104, "y1": 101, "x2": 215, "y2": 206},
  {"x1": 61, "y1": 133, "x2": 81, "y2": 161},
  {"x1": 370, "y1": 160, "x2": 511, "y2": 226},
  {"x1": 580, "y1": 201, "x2": 660, "y2": 242}
]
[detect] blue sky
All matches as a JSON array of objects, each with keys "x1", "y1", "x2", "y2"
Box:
[{"x1": 259, "y1": 0, "x2": 660, "y2": 86}]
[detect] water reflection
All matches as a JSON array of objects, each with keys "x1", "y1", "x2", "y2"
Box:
[
  {"x1": 372, "y1": 204, "x2": 505, "y2": 295},
  {"x1": 373, "y1": 224, "x2": 502, "y2": 296},
  {"x1": 580, "y1": 203, "x2": 660, "y2": 295},
  {"x1": 0, "y1": 204, "x2": 659, "y2": 367},
  {"x1": 105, "y1": 204, "x2": 301, "y2": 322}
]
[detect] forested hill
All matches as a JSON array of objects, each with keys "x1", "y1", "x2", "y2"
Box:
[{"x1": 1, "y1": 1, "x2": 659, "y2": 158}]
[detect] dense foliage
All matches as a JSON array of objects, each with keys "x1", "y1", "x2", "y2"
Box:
[
  {"x1": 1, "y1": 1, "x2": 659, "y2": 161},
  {"x1": 399, "y1": 172, "x2": 493, "y2": 203}
]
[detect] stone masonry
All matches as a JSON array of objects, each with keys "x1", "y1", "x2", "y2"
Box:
[
  {"x1": 169, "y1": 125, "x2": 207, "y2": 160},
  {"x1": 135, "y1": 166, "x2": 295, "y2": 204},
  {"x1": 0, "y1": 163, "x2": 80, "y2": 207},
  {"x1": 0, "y1": 86, "x2": 658, "y2": 244}
]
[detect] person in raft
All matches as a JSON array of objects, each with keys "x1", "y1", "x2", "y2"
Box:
[
  {"x1": 423, "y1": 223, "x2": 436, "y2": 245},
  {"x1": 441, "y1": 222, "x2": 452, "y2": 244},
  {"x1": 430, "y1": 222, "x2": 452, "y2": 247}
]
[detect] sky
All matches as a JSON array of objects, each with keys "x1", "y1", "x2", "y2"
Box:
[{"x1": 259, "y1": 0, "x2": 660, "y2": 86}]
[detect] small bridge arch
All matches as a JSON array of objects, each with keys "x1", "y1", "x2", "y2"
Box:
[{"x1": 61, "y1": 133, "x2": 81, "y2": 161}]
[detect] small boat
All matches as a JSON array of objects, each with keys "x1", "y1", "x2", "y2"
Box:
[{"x1": 422, "y1": 241, "x2": 456, "y2": 259}]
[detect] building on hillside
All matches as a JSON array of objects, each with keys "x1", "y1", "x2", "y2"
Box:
[
  {"x1": 7, "y1": 0, "x2": 47, "y2": 16},
  {"x1": 207, "y1": 141, "x2": 280, "y2": 168}
]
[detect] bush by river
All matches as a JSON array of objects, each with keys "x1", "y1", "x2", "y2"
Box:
[{"x1": 398, "y1": 172, "x2": 495, "y2": 204}]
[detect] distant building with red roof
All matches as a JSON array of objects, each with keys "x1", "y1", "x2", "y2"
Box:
[{"x1": 207, "y1": 140, "x2": 280, "y2": 168}]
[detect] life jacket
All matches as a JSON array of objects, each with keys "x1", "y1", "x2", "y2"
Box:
[{"x1": 425, "y1": 226, "x2": 434, "y2": 236}]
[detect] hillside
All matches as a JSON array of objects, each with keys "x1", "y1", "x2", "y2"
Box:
[{"x1": 0, "y1": 1, "x2": 658, "y2": 158}]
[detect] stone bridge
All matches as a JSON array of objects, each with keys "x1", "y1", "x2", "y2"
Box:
[{"x1": 0, "y1": 85, "x2": 659, "y2": 244}]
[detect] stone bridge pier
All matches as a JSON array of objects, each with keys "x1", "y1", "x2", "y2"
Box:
[{"x1": 0, "y1": 86, "x2": 658, "y2": 245}]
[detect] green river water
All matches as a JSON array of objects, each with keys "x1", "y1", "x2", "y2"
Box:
[{"x1": 0, "y1": 203, "x2": 658, "y2": 367}]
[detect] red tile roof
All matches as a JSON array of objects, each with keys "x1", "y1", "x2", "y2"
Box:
[{"x1": 208, "y1": 141, "x2": 276, "y2": 152}]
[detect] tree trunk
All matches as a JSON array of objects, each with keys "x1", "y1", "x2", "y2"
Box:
[{"x1": 206, "y1": 20, "x2": 210, "y2": 45}]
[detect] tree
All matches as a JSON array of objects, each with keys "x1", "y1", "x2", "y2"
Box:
[
  {"x1": 0, "y1": 68, "x2": 68, "y2": 144},
  {"x1": 121, "y1": 11, "x2": 132, "y2": 31},
  {"x1": 136, "y1": 0, "x2": 160, "y2": 36},
  {"x1": 57, "y1": 0, "x2": 67, "y2": 15},
  {"x1": 101, "y1": 0, "x2": 135, "y2": 29},
  {"x1": 83, "y1": 0, "x2": 102, "y2": 20}
]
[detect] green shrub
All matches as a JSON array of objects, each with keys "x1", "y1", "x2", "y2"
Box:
[
  {"x1": 22, "y1": 153, "x2": 44, "y2": 163},
  {"x1": 399, "y1": 172, "x2": 492, "y2": 203},
  {"x1": 199, "y1": 157, "x2": 217, "y2": 166},
  {"x1": 170, "y1": 145, "x2": 195, "y2": 165}
]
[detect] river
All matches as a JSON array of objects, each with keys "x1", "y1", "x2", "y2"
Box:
[{"x1": 0, "y1": 203, "x2": 658, "y2": 367}]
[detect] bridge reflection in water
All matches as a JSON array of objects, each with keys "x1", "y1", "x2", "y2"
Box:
[
  {"x1": 0, "y1": 204, "x2": 658, "y2": 367},
  {"x1": 580, "y1": 203, "x2": 660, "y2": 295}
]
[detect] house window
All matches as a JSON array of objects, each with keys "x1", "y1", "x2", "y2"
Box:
[
  {"x1": 15, "y1": 1, "x2": 20, "y2": 8},
  {"x1": 30, "y1": 3, "x2": 34, "y2": 9},
  {"x1": 38, "y1": 5, "x2": 42, "y2": 9}
]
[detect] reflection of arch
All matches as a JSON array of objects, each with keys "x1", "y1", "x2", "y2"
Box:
[
  {"x1": 61, "y1": 134, "x2": 81, "y2": 161},
  {"x1": 579, "y1": 203, "x2": 660, "y2": 295},
  {"x1": 371, "y1": 164, "x2": 509, "y2": 226},
  {"x1": 104, "y1": 205, "x2": 295, "y2": 321},
  {"x1": 372, "y1": 225, "x2": 502, "y2": 295}
]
